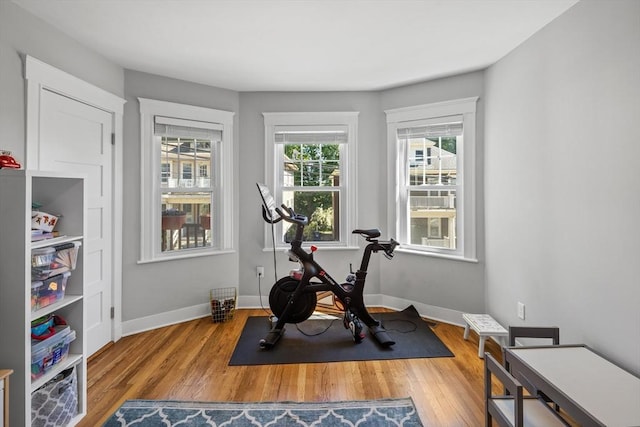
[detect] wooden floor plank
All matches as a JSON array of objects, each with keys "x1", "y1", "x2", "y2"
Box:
[{"x1": 78, "y1": 308, "x2": 504, "y2": 426}]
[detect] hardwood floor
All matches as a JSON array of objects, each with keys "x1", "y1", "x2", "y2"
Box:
[{"x1": 78, "y1": 308, "x2": 504, "y2": 426}]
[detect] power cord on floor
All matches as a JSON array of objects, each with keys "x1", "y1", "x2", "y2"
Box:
[
  {"x1": 379, "y1": 318, "x2": 418, "y2": 333},
  {"x1": 295, "y1": 319, "x2": 339, "y2": 337}
]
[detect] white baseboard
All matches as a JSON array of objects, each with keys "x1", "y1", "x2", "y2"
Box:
[
  {"x1": 239, "y1": 294, "x2": 466, "y2": 327},
  {"x1": 121, "y1": 303, "x2": 210, "y2": 337},
  {"x1": 121, "y1": 294, "x2": 467, "y2": 338},
  {"x1": 377, "y1": 295, "x2": 466, "y2": 327}
]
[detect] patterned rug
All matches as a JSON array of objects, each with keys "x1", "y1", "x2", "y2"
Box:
[{"x1": 103, "y1": 397, "x2": 423, "y2": 426}]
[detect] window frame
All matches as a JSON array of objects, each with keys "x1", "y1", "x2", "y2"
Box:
[
  {"x1": 263, "y1": 112, "x2": 359, "y2": 250},
  {"x1": 386, "y1": 97, "x2": 478, "y2": 262},
  {"x1": 139, "y1": 98, "x2": 234, "y2": 263}
]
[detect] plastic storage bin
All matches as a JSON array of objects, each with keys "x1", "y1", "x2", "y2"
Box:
[
  {"x1": 31, "y1": 366, "x2": 78, "y2": 427},
  {"x1": 31, "y1": 241, "x2": 81, "y2": 280},
  {"x1": 31, "y1": 272, "x2": 70, "y2": 311},
  {"x1": 210, "y1": 287, "x2": 237, "y2": 323},
  {"x1": 31, "y1": 326, "x2": 76, "y2": 380}
]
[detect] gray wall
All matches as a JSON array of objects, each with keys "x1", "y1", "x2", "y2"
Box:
[
  {"x1": 484, "y1": 0, "x2": 640, "y2": 374},
  {"x1": 238, "y1": 83, "x2": 487, "y2": 318},
  {"x1": 0, "y1": 1, "x2": 124, "y2": 162},
  {"x1": 379, "y1": 72, "x2": 487, "y2": 316},
  {"x1": 121, "y1": 70, "x2": 240, "y2": 320},
  {"x1": 238, "y1": 91, "x2": 386, "y2": 301}
]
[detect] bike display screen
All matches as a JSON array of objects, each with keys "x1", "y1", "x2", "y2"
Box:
[{"x1": 257, "y1": 182, "x2": 279, "y2": 222}]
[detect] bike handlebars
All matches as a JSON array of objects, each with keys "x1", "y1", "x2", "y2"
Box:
[
  {"x1": 382, "y1": 238, "x2": 399, "y2": 259},
  {"x1": 275, "y1": 204, "x2": 309, "y2": 226},
  {"x1": 277, "y1": 205, "x2": 398, "y2": 258},
  {"x1": 258, "y1": 195, "x2": 309, "y2": 227},
  {"x1": 258, "y1": 182, "x2": 398, "y2": 254}
]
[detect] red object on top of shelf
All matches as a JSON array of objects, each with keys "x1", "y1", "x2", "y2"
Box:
[{"x1": 0, "y1": 152, "x2": 21, "y2": 169}]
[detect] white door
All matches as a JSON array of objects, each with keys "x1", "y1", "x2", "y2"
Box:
[{"x1": 39, "y1": 89, "x2": 113, "y2": 356}]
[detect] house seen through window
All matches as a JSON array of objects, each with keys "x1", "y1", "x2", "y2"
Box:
[
  {"x1": 386, "y1": 97, "x2": 477, "y2": 260},
  {"x1": 158, "y1": 129, "x2": 216, "y2": 253},
  {"x1": 401, "y1": 123, "x2": 461, "y2": 249},
  {"x1": 139, "y1": 98, "x2": 234, "y2": 262}
]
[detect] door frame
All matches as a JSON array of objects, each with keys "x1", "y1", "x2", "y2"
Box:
[{"x1": 24, "y1": 55, "x2": 125, "y2": 347}]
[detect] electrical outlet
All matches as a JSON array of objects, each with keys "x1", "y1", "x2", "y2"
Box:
[
  {"x1": 256, "y1": 266, "x2": 264, "y2": 278},
  {"x1": 517, "y1": 302, "x2": 525, "y2": 320}
]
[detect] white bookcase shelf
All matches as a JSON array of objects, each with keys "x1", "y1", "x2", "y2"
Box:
[
  {"x1": 31, "y1": 235, "x2": 82, "y2": 249},
  {"x1": 0, "y1": 169, "x2": 87, "y2": 426}
]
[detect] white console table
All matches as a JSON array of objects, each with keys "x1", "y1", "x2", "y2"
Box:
[{"x1": 504, "y1": 345, "x2": 640, "y2": 427}]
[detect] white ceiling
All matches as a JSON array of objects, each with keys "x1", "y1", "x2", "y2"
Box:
[{"x1": 13, "y1": 0, "x2": 579, "y2": 92}]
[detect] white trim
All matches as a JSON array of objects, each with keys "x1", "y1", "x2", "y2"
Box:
[
  {"x1": 121, "y1": 302, "x2": 212, "y2": 336},
  {"x1": 384, "y1": 97, "x2": 478, "y2": 123},
  {"x1": 24, "y1": 55, "x2": 124, "y2": 170},
  {"x1": 155, "y1": 116, "x2": 224, "y2": 131},
  {"x1": 262, "y1": 111, "x2": 359, "y2": 249},
  {"x1": 127, "y1": 296, "x2": 510, "y2": 347},
  {"x1": 395, "y1": 246, "x2": 478, "y2": 263},
  {"x1": 377, "y1": 294, "x2": 466, "y2": 327},
  {"x1": 121, "y1": 293, "x2": 466, "y2": 337},
  {"x1": 112, "y1": 111, "x2": 125, "y2": 343},
  {"x1": 24, "y1": 55, "x2": 126, "y2": 346},
  {"x1": 386, "y1": 97, "x2": 478, "y2": 261},
  {"x1": 238, "y1": 293, "x2": 383, "y2": 312},
  {"x1": 136, "y1": 248, "x2": 236, "y2": 264},
  {"x1": 138, "y1": 98, "x2": 235, "y2": 263},
  {"x1": 241, "y1": 293, "x2": 466, "y2": 327}
]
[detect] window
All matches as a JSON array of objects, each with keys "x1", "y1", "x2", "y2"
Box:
[
  {"x1": 199, "y1": 164, "x2": 209, "y2": 178},
  {"x1": 139, "y1": 98, "x2": 234, "y2": 262},
  {"x1": 386, "y1": 97, "x2": 478, "y2": 261},
  {"x1": 161, "y1": 163, "x2": 171, "y2": 184},
  {"x1": 263, "y1": 112, "x2": 359, "y2": 249}
]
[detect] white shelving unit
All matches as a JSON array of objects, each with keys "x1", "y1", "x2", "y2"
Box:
[{"x1": 0, "y1": 169, "x2": 86, "y2": 426}]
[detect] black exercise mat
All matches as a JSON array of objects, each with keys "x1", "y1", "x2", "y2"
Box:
[{"x1": 229, "y1": 305, "x2": 454, "y2": 365}]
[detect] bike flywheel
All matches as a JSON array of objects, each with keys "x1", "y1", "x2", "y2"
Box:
[{"x1": 269, "y1": 277, "x2": 317, "y2": 324}]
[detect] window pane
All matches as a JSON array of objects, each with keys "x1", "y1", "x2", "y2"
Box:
[
  {"x1": 282, "y1": 190, "x2": 340, "y2": 243},
  {"x1": 161, "y1": 192, "x2": 212, "y2": 251},
  {"x1": 161, "y1": 137, "x2": 212, "y2": 189},
  {"x1": 409, "y1": 189, "x2": 456, "y2": 249},
  {"x1": 404, "y1": 133, "x2": 459, "y2": 186},
  {"x1": 283, "y1": 144, "x2": 341, "y2": 187},
  {"x1": 161, "y1": 163, "x2": 171, "y2": 184}
]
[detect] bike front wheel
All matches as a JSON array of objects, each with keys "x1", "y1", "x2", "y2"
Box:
[{"x1": 269, "y1": 277, "x2": 317, "y2": 324}]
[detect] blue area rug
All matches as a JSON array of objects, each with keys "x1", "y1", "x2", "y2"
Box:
[{"x1": 103, "y1": 398, "x2": 423, "y2": 426}]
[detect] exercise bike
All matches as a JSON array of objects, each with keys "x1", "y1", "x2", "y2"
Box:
[{"x1": 257, "y1": 183, "x2": 399, "y2": 350}]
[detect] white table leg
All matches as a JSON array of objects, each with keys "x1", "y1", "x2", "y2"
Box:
[
  {"x1": 463, "y1": 323, "x2": 470, "y2": 340},
  {"x1": 498, "y1": 336, "x2": 507, "y2": 348},
  {"x1": 478, "y1": 336, "x2": 487, "y2": 358}
]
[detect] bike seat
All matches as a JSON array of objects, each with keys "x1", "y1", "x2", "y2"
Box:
[{"x1": 352, "y1": 229, "x2": 381, "y2": 239}]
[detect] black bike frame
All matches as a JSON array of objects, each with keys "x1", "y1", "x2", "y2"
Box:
[
  {"x1": 256, "y1": 182, "x2": 397, "y2": 348},
  {"x1": 286, "y1": 236, "x2": 394, "y2": 327}
]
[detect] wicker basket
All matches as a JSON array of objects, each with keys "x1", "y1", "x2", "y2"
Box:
[{"x1": 210, "y1": 287, "x2": 237, "y2": 323}]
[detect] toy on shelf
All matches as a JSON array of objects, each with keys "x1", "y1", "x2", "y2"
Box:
[{"x1": 0, "y1": 150, "x2": 21, "y2": 169}]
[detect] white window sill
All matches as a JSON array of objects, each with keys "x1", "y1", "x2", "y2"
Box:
[
  {"x1": 138, "y1": 248, "x2": 235, "y2": 264},
  {"x1": 263, "y1": 246, "x2": 361, "y2": 253},
  {"x1": 396, "y1": 247, "x2": 478, "y2": 263}
]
